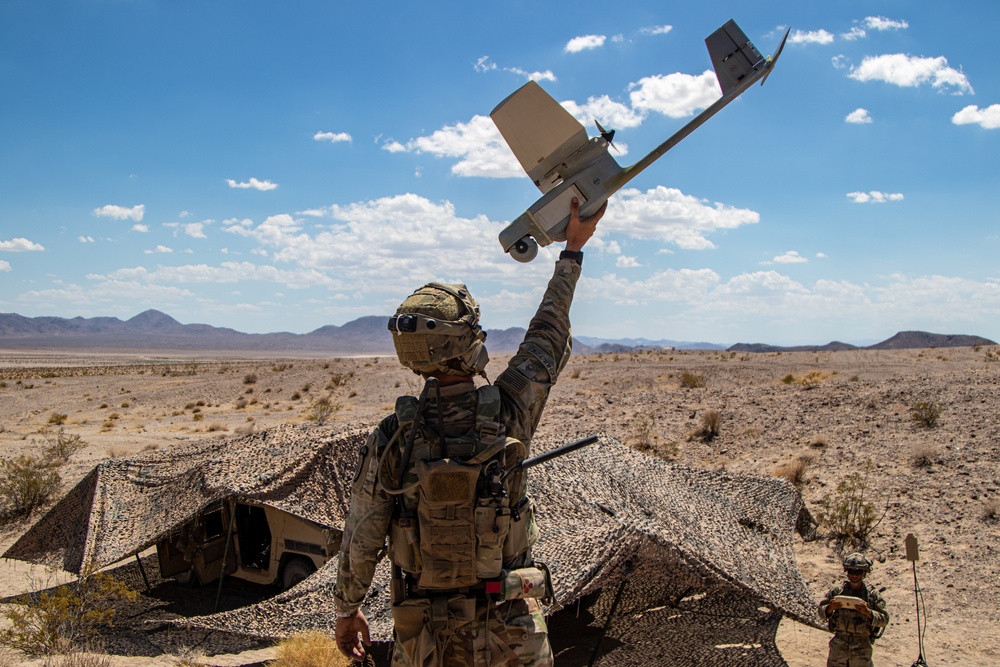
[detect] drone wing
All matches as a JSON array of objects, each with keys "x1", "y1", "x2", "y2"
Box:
[
  {"x1": 491, "y1": 81, "x2": 589, "y2": 194},
  {"x1": 705, "y1": 19, "x2": 768, "y2": 95}
]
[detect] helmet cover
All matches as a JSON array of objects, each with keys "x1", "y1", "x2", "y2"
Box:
[
  {"x1": 388, "y1": 282, "x2": 488, "y2": 377},
  {"x1": 843, "y1": 552, "x2": 873, "y2": 572}
]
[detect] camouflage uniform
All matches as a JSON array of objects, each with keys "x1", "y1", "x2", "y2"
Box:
[
  {"x1": 819, "y1": 581, "x2": 889, "y2": 667},
  {"x1": 335, "y1": 257, "x2": 582, "y2": 666}
]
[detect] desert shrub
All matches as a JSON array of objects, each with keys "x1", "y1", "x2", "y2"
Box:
[
  {"x1": 48, "y1": 413, "x2": 67, "y2": 426},
  {"x1": 301, "y1": 383, "x2": 311, "y2": 393},
  {"x1": 817, "y1": 461, "x2": 886, "y2": 548},
  {"x1": 911, "y1": 442, "x2": 939, "y2": 468},
  {"x1": 192, "y1": 413, "x2": 204, "y2": 422},
  {"x1": 692, "y1": 410, "x2": 721, "y2": 442},
  {"x1": 910, "y1": 401, "x2": 942, "y2": 427},
  {"x1": 307, "y1": 398, "x2": 341, "y2": 424},
  {"x1": 327, "y1": 372, "x2": 353, "y2": 388},
  {"x1": 268, "y1": 630, "x2": 349, "y2": 667},
  {"x1": 781, "y1": 373, "x2": 796, "y2": 385},
  {"x1": 774, "y1": 455, "x2": 812, "y2": 487},
  {"x1": 290, "y1": 392, "x2": 302, "y2": 401},
  {"x1": 235, "y1": 397, "x2": 248, "y2": 409},
  {"x1": 41, "y1": 429, "x2": 86, "y2": 464},
  {"x1": 206, "y1": 423, "x2": 227, "y2": 433},
  {"x1": 983, "y1": 498, "x2": 1000, "y2": 523},
  {"x1": 679, "y1": 372, "x2": 706, "y2": 388},
  {"x1": 0, "y1": 456, "x2": 61, "y2": 521},
  {"x1": 0, "y1": 568, "x2": 138, "y2": 655},
  {"x1": 243, "y1": 373, "x2": 258, "y2": 385},
  {"x1": 631, "y1": 412, "x2": 657, "y2": 452}
]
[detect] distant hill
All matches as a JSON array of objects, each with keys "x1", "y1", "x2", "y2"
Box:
[
  {"x1": 728, "y1": 331, "x2": 996, "y2": 353},
  {"x1": 0, "y1": 311, "x2": 994, "y2": 354}
]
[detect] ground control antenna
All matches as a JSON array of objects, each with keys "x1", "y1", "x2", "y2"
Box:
[{"x1": 906, "y1": 533, "x2": 929, "y2": 667}]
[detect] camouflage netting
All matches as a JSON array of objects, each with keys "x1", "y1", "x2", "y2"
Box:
[
  {"x1": 3, "y1": 424, "x2": 364, "y2": 573},
  {"x1": 5, "y1": 424, "x2": 824, "y2": 666}
]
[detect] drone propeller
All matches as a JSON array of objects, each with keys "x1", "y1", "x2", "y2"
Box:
[{"x1": 595, "y1": 120, "x2": 618, "y2": 152}]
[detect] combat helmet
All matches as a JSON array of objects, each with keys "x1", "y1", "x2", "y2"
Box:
[
  {"x1": 843, "y1": 552, "x2": 873, "y2": 573},
  {"x1": 388, "y1": 282, "x2": 489, "y2": 378}
]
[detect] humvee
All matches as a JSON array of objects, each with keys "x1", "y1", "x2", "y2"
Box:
[{"x1": 156, "y1": 498, "x2": 341, "y2": 590}]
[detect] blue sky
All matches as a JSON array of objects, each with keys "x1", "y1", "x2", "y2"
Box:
[{"x1": 2, "y1": 1, "x2": 999, "y2": 346}]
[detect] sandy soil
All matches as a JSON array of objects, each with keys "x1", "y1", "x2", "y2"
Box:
[{"x1": 1, "y1": 346, "x2": 998, "y2": 666}]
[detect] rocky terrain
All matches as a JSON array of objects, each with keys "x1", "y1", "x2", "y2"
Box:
[{"x1": 1, "y1": 344, "x2": 999, "y2": 666}]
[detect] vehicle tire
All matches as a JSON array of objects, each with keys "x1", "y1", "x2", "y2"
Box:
[
  {"x1": 281, "y1": 556, "x2": 316, "y2": 590},
  {"x1": 174, "y1": 569, "x2": 200, "y2": 587}
]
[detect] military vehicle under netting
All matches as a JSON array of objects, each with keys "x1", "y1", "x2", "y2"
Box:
[{"x1": 156, "y1": 498, "x2": 340, "y2": 590}]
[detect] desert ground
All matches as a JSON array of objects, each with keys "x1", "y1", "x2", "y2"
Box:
[{"x1": 1, "y1": 345, "x2": 998, "y2": 666}]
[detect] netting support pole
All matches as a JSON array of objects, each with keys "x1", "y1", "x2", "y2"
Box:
[
  {"x1": 588, "y1": 579, "x2": 628, "y2": 667},
  {"x1": 214, "y1": 501, "x2": 238, "y2": 613},
  {"x1": 135, "y1": 551, "x2": 151, "y2": 592}
]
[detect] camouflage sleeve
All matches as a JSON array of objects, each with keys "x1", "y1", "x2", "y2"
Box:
[
  {"x1": 333, "y1": 420, "x2": 395, "y2": 616},
  {"x1": 819, "y1": 584, "x2": 842, "y2": 617},
  {"x1": 496, "y1": 257, "x2": 581, "y2": 449},
  {"x1": 868, "y1": 587, "x2": 890, "y2": 629}
]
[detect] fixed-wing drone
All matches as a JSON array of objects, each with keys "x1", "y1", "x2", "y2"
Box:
[{"x1": 491, "y1": 19, "x2": 790, "y2": 262}]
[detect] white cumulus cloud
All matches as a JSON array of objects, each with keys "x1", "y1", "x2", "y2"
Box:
[
  {"x1": 773, "y1": 251, "x2": 809, "y2": 264},
  {"x1": 385, "y1": 115, "x2": 522, "y2": 178},
  {"x1": 226, "y1": 178, "x2": 278, "y2": 191},
  {"x1": 0, "y1": 237, "x2": 45, "y2": 252},
  {"x1": 0, "y1": 260, "x2": 10, "y2": 272},
  {"x1": 865, "y1": 16, "x2": 909, "y2": 31},
  {"x1": 849, "y1": 54, "x2": 973, "y2": 94},
  {"x1": 600, "y1": 186, "x2": 760, "y2": 250},
  {"x1": 313, "y1": 131, "x2": 352, "y2": 143},
  {"x1": 789, "y1": 29, "x2": 835, "y2": 45},
  {"x1": 93, "y1": 204, "x2": 145, "y2": 221},
  {"x1": 616, "y1": 256, "x2": 641, "y2": 268},
  {"x1": 78, "y1": 236, "x2": 95, "y2": 243},
  {"x1": 132, "y1": 224, "x2": 149, "y2": 232},
  {"x1": 845, "y1": 108, "x2": 873, "y2": 124},
  {"x1": 629, "y1": 70, "x2": 721, "y2": 118},
  {"x1": 145, "y1": 245, "x2": 174, "y2": 254},
  {"x1": 847, "y1": 191, "x2": 904, "y2": 203},
  {"x1": 565, "y1": 34, "x2": 606, "y2": 53},
  {"x1": 639, "y1": 25, "x2": 673, "y2": 36},
  {"x1": 952, "y1": 104, "x2": 1000, "y2": 129}
]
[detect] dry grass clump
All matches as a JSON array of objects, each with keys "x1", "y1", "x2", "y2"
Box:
[
  {"x1": 808, "y1": 434, "x2": 829, "y2": 448},
  {"x1": 268, "y1": 631, "x2": 350, "y2": 667},
  {"x1": 781, "y1": 371, "x2": 831, "y2": 387},
  {"x1": 690, "y1": 409, "x2": 721, "y2": 442},
  {"x1": 679, "y1": 372, "x2": 706, "y2": 389},
  {"x1": 911, "y1": 442, "x2": 939, "y2": 467},
  {"x1": 41, "y1": 649, "x2": 115, "y2": 666},
  {"x1": 774, "y1": 454, "x2": 814, "y2": 487},
  {"x1": 983, "y1": 498, "x2": 1000, "y2": 523}
]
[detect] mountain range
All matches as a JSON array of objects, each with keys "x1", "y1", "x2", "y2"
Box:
[{"x1": 0, "y1": 310, "x2": 994, "y2": 354}]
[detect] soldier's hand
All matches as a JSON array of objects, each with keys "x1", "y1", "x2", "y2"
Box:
[
  {"x1": 856, "y1": 601, "x2": 873, "y2": 619},
  {"x1": 335, "y1": 609, "x2": 371, "y2": 660},
  {"x1": 565, "y1": 197, "x2": 606, "y2": 252}
]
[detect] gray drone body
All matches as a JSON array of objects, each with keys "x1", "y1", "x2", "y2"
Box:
[{"x1": 491, "y1": 19, "x2": 789, "y2": 262}]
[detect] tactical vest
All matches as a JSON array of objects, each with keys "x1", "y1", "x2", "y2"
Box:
[
  {"x1": 385, "y1": 385, "x2": 538, "y2": 591},
  {"x1": 828, "y1": 582, "x2": 884, "y2": 640}
]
